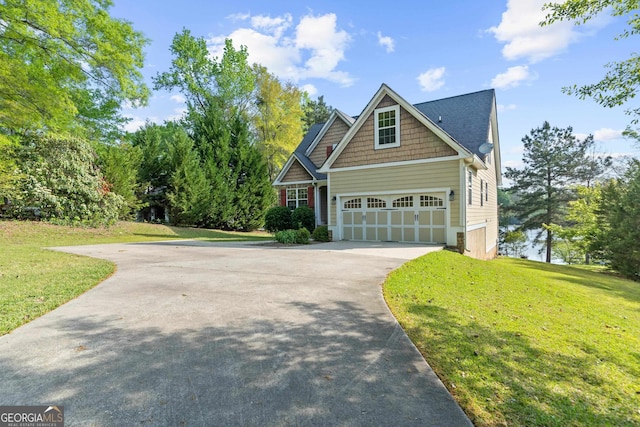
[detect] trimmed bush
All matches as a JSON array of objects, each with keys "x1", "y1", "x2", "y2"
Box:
[
  {"x1": 295, "y1": 227, "x2": 310, "y2": 244},
  {"x1": 312, "y1": 225, "x2": 330, "y2": 242},
  {"x1": 264, "y1": 206, "x2": 292, "y2": 232},
  {"x1": 274, "y1": 229, "x2": 297, "y2": 244},
  {"x1": 291, "y1": 205, "x2": 315, "y2": 232}
]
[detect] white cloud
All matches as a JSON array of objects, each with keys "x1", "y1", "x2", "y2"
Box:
[
  {"x1": 295, "y1": 14, "x2": 353, "y2": 84},
  {"x1": 575, "y1": 128, "x2": 624, "y2": 142},
  {"x1": 227, "y1": 12, "x2": 250, "y2": 22},
  {"x1": 170, "y1": 94, "x2": 186, "y2": 104},
  {"x1": 377, "y1": 31, "x2": 395, "y2": 53},
  {"x1": 488, "y1": 0, "x2": 581, "y2": 63},
  {"x1": 210, "y1": 13, "x2": 353, "y2": 86},
  {"x1": 497, "y1": 103, "x2": 517, "y2": 112},
  {"x1": 166, "y1": 107, "x2": 188, "y2": 122},
  {"x1": 300, "y1": 83, "x2": 318, "y2": 96},
  {"x1": 503, "y1": 159, "x2": 522, "y2": 168},
  {"x1": 123, "y1": 116, "x2": 159, "y2": 133},
  {"x1": 491, "y1": 65, "x2": 535, "y2": 89},
  {"x1": 251, "y1": 14, "x2": 292, "y2": 38},
  {"x1": 417, "y1": 67, "x2": 446, "y2": 92},
  {"x1": 593, "y1": 128, "x2": 624, "y2": 141}
]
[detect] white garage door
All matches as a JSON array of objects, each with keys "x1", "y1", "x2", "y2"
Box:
[{"x1": 340, "y1": 193, "x2": 446, "y2": 243}]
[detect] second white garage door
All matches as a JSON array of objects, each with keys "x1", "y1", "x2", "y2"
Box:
[{"x1": 340, "y1": 193, "x2": 446, "y2": 243}]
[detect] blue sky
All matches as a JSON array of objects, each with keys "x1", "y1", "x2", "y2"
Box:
[{"x1": 112, "y1": 0, "x2": 639, "y2": 170}]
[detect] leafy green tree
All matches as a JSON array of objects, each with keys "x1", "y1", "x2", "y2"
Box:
[
  {"x1": 303, "y1": 94, "x2": 333, "y2": 130},
  {"x1": 165, "y1": 131, "x2": 209, "y2": 226},
  {"x1": 591, "y1": 161, "x2": 640, "y2": 280},
  {"x1": 253, "y1": 65, "x2": 305, "y2": 180},
  {"x1": 505, "y1": 121, "x2": 597, "y2": 262},
  {"x1": 542, "y1": 1, "x2": 640, "y2": 123},
  {"x1": 12, "y1": 134, "x2": 123, "y2": 224},
  {"x1": 131, "y1": 122, "x2": 176, "y2": 220},
  {"x1": 0, "y1": 0, "x2": 149, "y2": 137},
  {"x1": 153, "y1": 30, "x2": 254, "y2": 120},
  {"x1": 547, "y1": 185, "x2": 603, "y2": 264},
  {"x1": 502, "y1": 229, "x2": 529, "y2": 258},
  {"x1": 0, "y1": 135, "x2": 20, "y2": 202},
  {"x1": 96, "y1": 142, "x2": 143, "y2": 219}
]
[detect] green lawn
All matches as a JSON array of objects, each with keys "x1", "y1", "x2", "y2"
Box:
[
  {"x1": 0, "y1": 220, "x2": 271, "y2": 335},
  {"x1": 384, "y1": 250, "x2": 640, "y2": 427}
]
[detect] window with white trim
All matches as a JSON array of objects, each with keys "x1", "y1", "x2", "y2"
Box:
[
  {"x1": 374, "y1": 105, "x2": 400, "y2": 149},
  {"x1": 287, "y1": 187, "x2": 308, "y2": 209},
  {"x1": 485, "y1": 181, "x2": 489, "y2": 203},
  {"x1": 467, "y1": 170, "x2": 473, "y2": 205},
  {"x1": 480, "y1": 179, "x2": 484, "y2": 206}
]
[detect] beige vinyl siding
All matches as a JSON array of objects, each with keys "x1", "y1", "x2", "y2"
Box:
[
  {"x1": 466, "y1": 163, "x2": 499, "y2": 250},
  {"x1": 308, "y1": 119, "x2": 350, "y2": 167},
  {"x1": 331, "y1": 95, "x2": 457, "y2": 169},
  {"x1": 329, "y1": 160, "x2": 460, "y2": 226},
  {"x1": 281, "y1": 159, "x2": 312, "y2": 182}
]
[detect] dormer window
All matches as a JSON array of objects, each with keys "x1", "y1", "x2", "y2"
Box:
[{"x1": 374, "y1": 105, "x2": 400, "y2": 149}]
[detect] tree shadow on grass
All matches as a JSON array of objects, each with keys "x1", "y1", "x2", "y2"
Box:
[
  {"x1": 0, "y1": 301, "x2": 470, "y2": 426},
  {"x1": 404, "y1": 303, "x2": 638, "y2": 426}
]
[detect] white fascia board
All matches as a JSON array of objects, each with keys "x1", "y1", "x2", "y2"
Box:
[
  {"x1": 272, "y1": 155, "x2": 315, "y2": 185},
  {"x1": 465, "y1": 155, "x2": 488, "y2": 171},
  {"x1": 490, "y1": 97, "x2": 504, "y2": 186},
  {"x1": 273, "y1": 155, "x2": 297, "y2": 185},
  {"x1": 304, "y1": 110, "x2": 353, "y2": 157},
  {"x1": 321, "y1": 154, "x2": 464, "y2": 173}
]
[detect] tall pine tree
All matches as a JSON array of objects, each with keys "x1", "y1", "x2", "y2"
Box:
[
  {"x1": 228, "y1": 114, "x2": 274, "y2": 231},
  {"x1": 505, "y1": 121, "x2": 597, "y2": 262},
  {"x1": 166, "y1": 130, "x2": 209, "y2": 226}
]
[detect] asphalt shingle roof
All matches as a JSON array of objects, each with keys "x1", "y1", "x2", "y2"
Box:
[
  {"x1": 413, "y1": 89, "x2": 495, "y2": 158},
  {"x1": 293, "y1": 123, "x2": 326, "y2": 180}
]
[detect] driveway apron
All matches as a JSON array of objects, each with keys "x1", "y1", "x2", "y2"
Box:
[{"x1": 0, "y1": 241, "x2": 471, "y2": 426}]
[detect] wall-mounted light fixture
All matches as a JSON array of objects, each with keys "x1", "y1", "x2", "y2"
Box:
[
  {"x1": 332, "y1": 196, "x2": 336, "y2": 201},
  {"x1": 449, "y1": 190, "x2": 455, "y2": 201}
]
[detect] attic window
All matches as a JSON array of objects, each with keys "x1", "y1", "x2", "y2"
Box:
[{"x1": 374, "y1": 105, "x2": 400, "y2": 149}]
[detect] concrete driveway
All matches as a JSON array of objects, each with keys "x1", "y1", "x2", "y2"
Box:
[{"x1": 0, "y1": 240, "x2": 471, "y2": 426}]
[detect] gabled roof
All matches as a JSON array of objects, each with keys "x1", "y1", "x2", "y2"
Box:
[
  {"x1": 273, "y1": 123, "x2": 326, "y2": 184},
  {"x1": 320, "y1": 84, "x2": 475, "y2": 173},
  {"x1": 304, "y1": 109, "x2": 354, "y2": 157},
  {"x1": 413, "y1": 89, "x2": 495, "y2": 158},
  {"x1": 276, "y1": 84, "x2": 500, "y2": 183}
]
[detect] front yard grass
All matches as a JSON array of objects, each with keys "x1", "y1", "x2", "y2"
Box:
[
  {"x1": 0, "y1": 220, "x2": 271, "y2": 335},
  {"x1": 384, "y1": 250, "x2": 640, "y2": 426}
]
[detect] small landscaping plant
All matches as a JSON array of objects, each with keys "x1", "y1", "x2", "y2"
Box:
[
  {"x1": 274, "y1": 229, "x2": 297, "y2": 244},
  {"x1": 274, "y1": 228, "x2": 310, "y2": 244},
  {"x1": 264, "y1": 206, "x2": 292, "y2": 232},
  {"x1": 291, "y1": 205, "x2": 315, "y2": 232},
  {"x1": 312, "y1": 225, "x2": 330, "y2": 242},
  {"x1": 295, "y1": 227, "x2": 310, "y2": 244}
]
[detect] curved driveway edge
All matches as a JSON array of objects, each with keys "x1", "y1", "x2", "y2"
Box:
[{"x1": 0, "y1": 240, "x2": 471, "y2": 426}]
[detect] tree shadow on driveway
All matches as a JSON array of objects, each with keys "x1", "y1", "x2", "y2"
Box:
[{"x1": 0, "y1": 300, "x2": 470, "y2": 426}]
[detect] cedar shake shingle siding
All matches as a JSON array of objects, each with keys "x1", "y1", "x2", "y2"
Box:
[
  {"x1": 332, "y1": 98, "x2": 457, "y2": 169},
  {"x1": 281, "y1": 159, "x2": 312, "y2": 182},
  {"x1": 308, "y1": 119, "x2": 350, "y2": 167}
]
